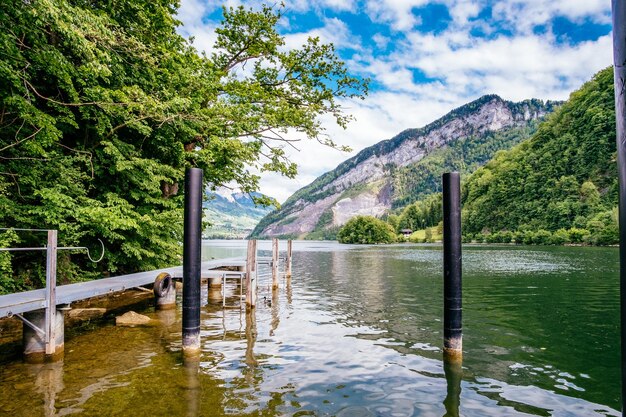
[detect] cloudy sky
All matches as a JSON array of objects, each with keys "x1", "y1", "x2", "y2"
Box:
[{"x1": 176, "y1": 0, "x2": 613, "y2": 203}]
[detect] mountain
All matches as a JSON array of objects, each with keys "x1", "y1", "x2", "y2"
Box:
[
  {"x1": 461, "y1": 67, "x2": 618, "y2": 244},
  {"x1": 251, "y1": 94, "x2": 558, "y2": 239},
  {"x1": 204, "y1": 190, "x2": 274, "y2": 239}
]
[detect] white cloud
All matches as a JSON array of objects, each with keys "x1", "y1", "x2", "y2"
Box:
[
  {"x1": 283, "y1": 17, "x2": 357, "y2": 50},
  {"x1": 365, "y1": 0, "x2": 430, "y2": 31},
  {"x1": 492, "y1": 0, "x2": 611, "y2": 32},
  {"x1": 176, "y1": 0, "x2": 614, "y2": 204}
]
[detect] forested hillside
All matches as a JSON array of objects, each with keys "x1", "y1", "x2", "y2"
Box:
[{"x1": 461, "y1": 67, "x2": 617, "y2": 244}]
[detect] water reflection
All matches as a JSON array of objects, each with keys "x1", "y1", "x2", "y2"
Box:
[
  {"x1": 183, "y1": 355, "x2": 201, "y2": 417},
  {"x1": 244, "y1": 309, "x2": 258, "y2": 368},
  {"x1": 443, "y1": 358, "x2": 462, "y2": 417},
  {"x1": 0, "y1": 242, "x2": 620, "y2": 416},
  {"x1": 30, "y1": 361, "x2": 64, "y2": 417},
  {"x1": 269, "y1": 290, "x2": 280, "y2": 337}
]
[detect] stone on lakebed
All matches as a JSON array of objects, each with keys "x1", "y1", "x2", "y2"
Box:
[{"x1": 115, "y1": 311, "x2": 152, "y2": 326}]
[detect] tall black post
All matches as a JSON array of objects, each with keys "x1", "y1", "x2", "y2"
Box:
[
  {"x1": 443, "y1": 172, "x2": 462, "y2": 359},
  {"x1": 182, "y1": 168, "x2": 203, "y2": 354},
  {"x1": 612, "y1": 1, "x2": 626, "y2": 411}
]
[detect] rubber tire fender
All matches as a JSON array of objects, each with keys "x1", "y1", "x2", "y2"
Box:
[{"x1": 153, "y1": 272, "x2": 172, "y2": 298}]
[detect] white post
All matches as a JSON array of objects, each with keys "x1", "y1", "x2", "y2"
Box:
[{"x1": 45, "y1": 230, "x2": 57, "y2": 355}]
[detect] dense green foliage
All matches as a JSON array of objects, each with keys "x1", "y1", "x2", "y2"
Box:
[
  {"x1": 337, "y1": 216, "x2": 396, "y2": 244},
  {"x1": 396, "y1": 193, "x2": 443, "y2": 232},
  {"x1": 0, "y1": 0, "x2": 366, "y2": 292},
  {"x1": 462, "y1": 67, "x2": 618, "y2": 244}
]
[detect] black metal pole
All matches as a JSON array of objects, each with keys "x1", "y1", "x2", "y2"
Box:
[
  {"x1": 443, "y1": 172, "x2": 462, "y2": 359},
  {"x1": 182, "y1": 167, "x2": 203, "y2": 354},
  {"x1": 612, "y1": 2, "x2": 626, "y2": 411}
]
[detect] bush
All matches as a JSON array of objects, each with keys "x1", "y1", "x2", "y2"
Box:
[
  {"x1": 337, "y1": 216, "x2": 397, "y2": 244},
  {"x1": 550, "y1": 229, "x2": 569, "y2": 245},
  {"x1": 533, "y1": 229, "x2": 553, "y2": 245},
  {"x1": 567, "y1": 228, "x2": 590, "y2": 243}
]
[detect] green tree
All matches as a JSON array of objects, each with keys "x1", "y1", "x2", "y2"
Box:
[
  {"x1": 337, "y1": 216, "x2": 396, "y2": 244},
  {"x1": 460, "y1": 67, "x2": 617, "y2": 245},
  {"x1": 0, "y1": 1, "x2": 367, "y2": 291}
]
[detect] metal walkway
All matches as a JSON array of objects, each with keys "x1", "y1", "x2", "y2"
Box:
[{"x1": 0, "y1": 257, "x2": 245, "y2": 319}]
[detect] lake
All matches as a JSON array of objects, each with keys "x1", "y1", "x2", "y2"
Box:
[{"x1": 0, "y1": 240, "x2": 620, "y2": 416}]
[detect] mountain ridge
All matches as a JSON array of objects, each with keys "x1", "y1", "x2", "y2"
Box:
[
  {"x1": 204, "y1": 190, "x2": 274, "y2": 239},
  {"x1": 251, "y1": 94, "x2": 559, "y2": 239}
]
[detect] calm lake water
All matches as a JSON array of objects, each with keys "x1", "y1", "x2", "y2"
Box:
[{"x1": 0, "y1": 240, "x2": 620, "y2": 416}]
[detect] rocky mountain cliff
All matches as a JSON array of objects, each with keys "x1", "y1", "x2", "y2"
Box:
[{"x1": 250, "y1": 95, "x2": 559, "y2": 239}]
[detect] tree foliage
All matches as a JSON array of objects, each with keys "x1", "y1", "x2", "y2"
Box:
[
  {"x1": 461, "y1": 67, "x2": 617, "y2": 244},
  {"x1": 0, "y1": 0, "x2": 367, "y2": 291},
  {"x1": 337, "y1": 215, "x2": 397, "y2": 244}
]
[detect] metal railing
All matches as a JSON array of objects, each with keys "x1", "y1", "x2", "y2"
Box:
[{"x1": 0, "y1": 228, "x2": 104, "y2": 354}]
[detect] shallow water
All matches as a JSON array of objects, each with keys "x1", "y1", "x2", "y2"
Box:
[{"x1": 0, "y1": 241, "x2": 620, "y2": 416}]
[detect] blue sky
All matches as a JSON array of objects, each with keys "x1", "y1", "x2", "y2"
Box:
[{"x1": 177, "y1": 0, "x2": 613, "y2": 202}]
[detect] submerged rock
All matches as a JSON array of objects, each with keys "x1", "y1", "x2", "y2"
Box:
[{"x1": 115, "y1": 311, "x2": 151, "y2": 326}]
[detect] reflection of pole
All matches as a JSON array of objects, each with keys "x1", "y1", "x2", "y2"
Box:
[
  {"x1": 183, "y1": 168, "x2": 203, "y2": 354},
  {"x1": 286, "y1": 278, "x2": 293, "y2": 306},
  {"x1": 183, "y1": 355, "x2": 201, "y2": 417},
  {"x1": 270, "y1": 289, "x2": 280, "y2": 337},
  {"x1": 442, "y1": 172, "x2": 462, "y2": 359},
  {"x1": 443, "y1": 358, "x2": 462, "y2": 417},
  {"x1": 32, "y1": 362, "x2": 64, "y2": 417},
  {"x1": 611, "y1": 2, "x2": 626, "y2": 410},
  {"x1": 245, "y1": 308, "x2": 258, "y2": 367}
]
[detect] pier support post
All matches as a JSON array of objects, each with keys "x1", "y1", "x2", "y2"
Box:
[
  {"x1": 246, "y1": 239, "x2": 257, "y2": 308},
  {"x1": 272, "y1": 238, "x2": 279, "y2": 289},
  {"x1": 154, "y1": 272, "x2": 176, "y2": 310},
  {"x1": 612, "y1": 2, "x2": 626, "y2": 409},
  {"x1": 182, "y1": 167, "x2": 203, "y2": 355},
  {"x1": 286, "y1": 240, "x2": 293, "y2": 279},
  {"x1": 442, "y1": 172, "x2": 462, "y2": 359},
  {"x1": 22, "y1": 309, "x2": 65, "y2": 363},
  {"x1": 45, "y1": 230, "x2": 58, "y2": 356}
]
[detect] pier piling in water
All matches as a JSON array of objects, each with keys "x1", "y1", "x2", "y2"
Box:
[
  {"x1": 442, "y1": 172, "x2": 462, "y2": 359},
  {"x1": 246, "y1": 239, "x2": 257, "y2": 308},
  {"x1": 286, "y1": 240, "x2": 293, "y2": 279},
  {"x1": 611, "y1": 1, "x2": 626, "y2": 409},
  {"x1": 272, "y1": 238, "x2": 279, "y2": 289},
  {"x1": 182, "y1": 168, "x2": 203, "y2": 354}
]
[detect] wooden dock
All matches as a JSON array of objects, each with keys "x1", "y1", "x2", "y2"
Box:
[
  {"x1": 0, "y1": 230, "x2": 293, "y2": 362},
  {"x1": 0, "y1": 257, "x2": 245, "y2": 319}
]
